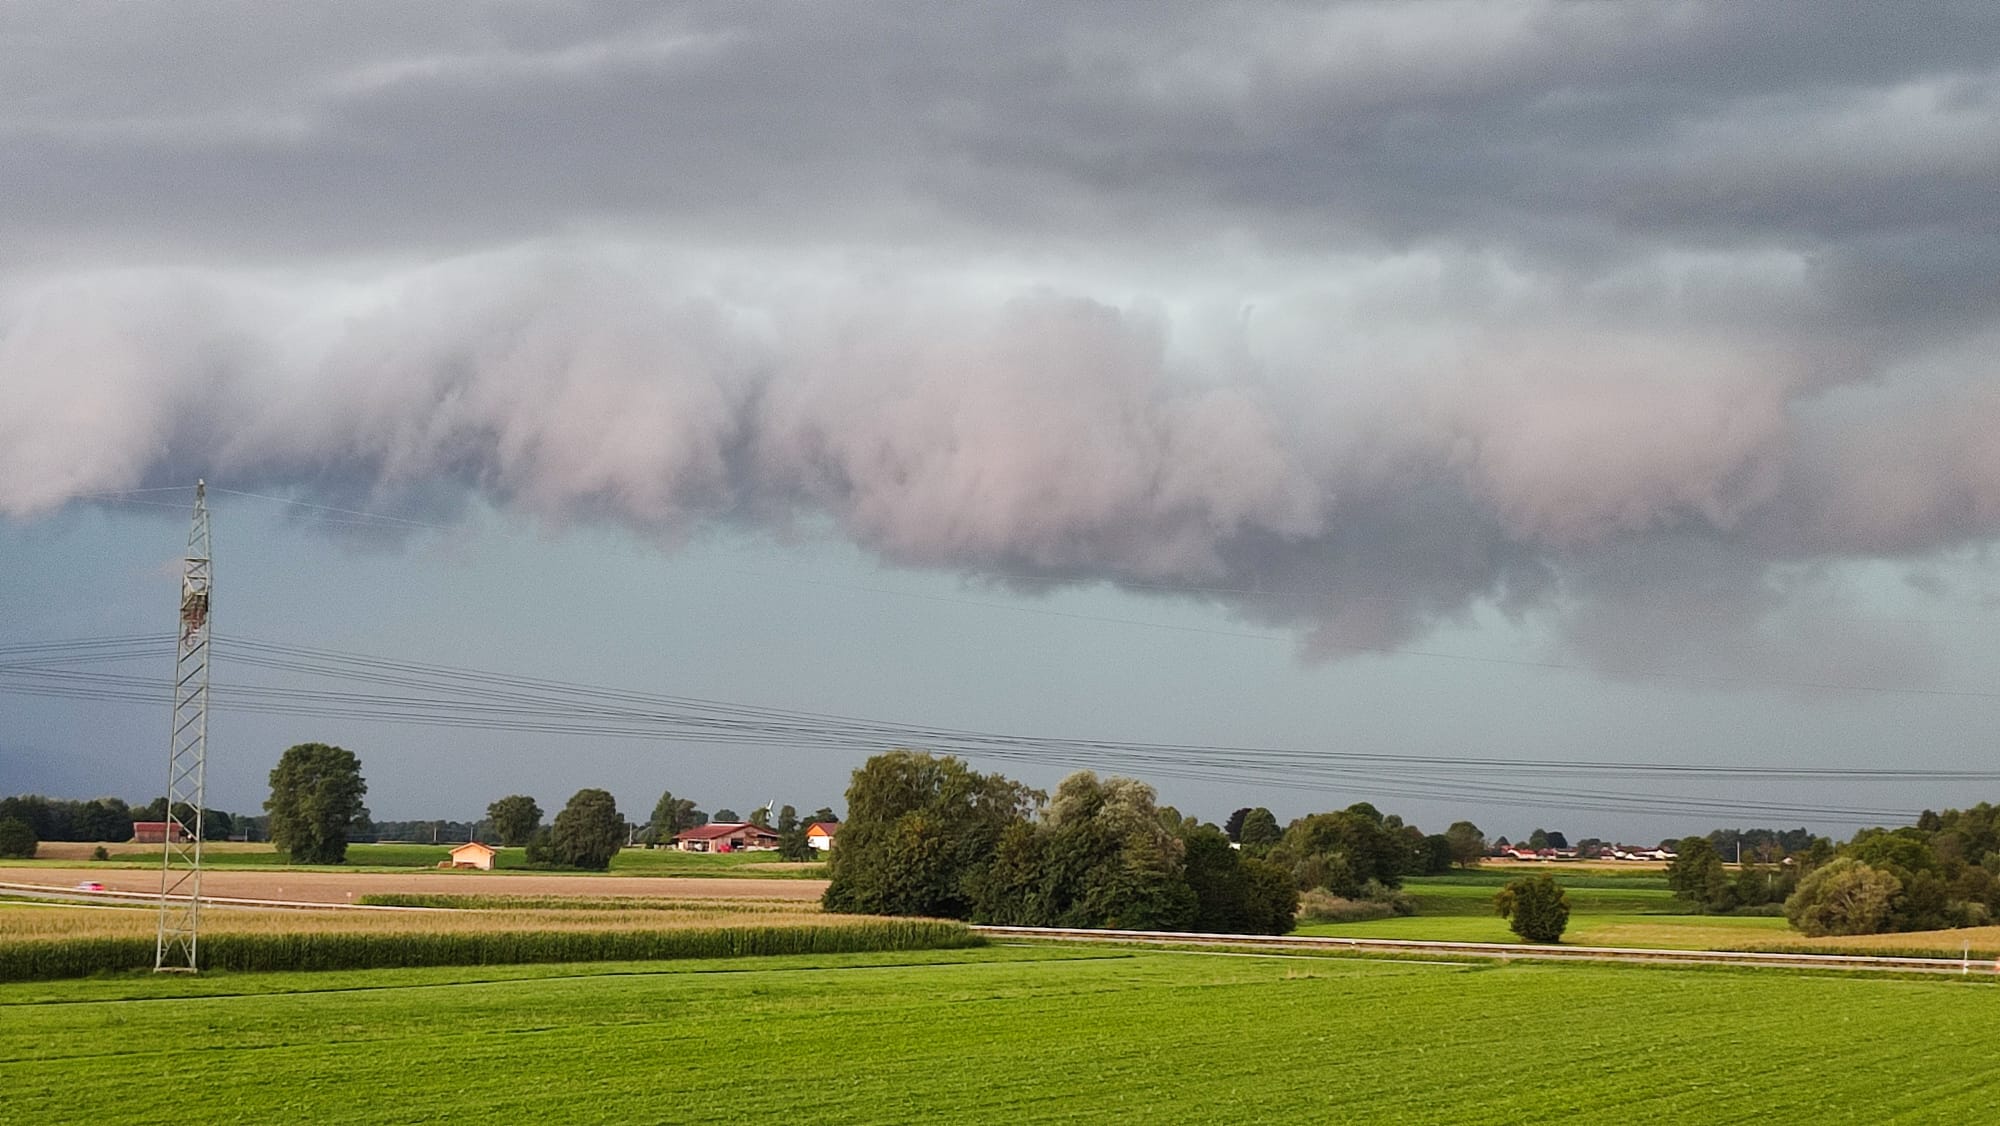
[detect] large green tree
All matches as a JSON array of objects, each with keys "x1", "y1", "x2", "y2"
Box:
[
  {"x1": 644, "y1": 790, "x2": 702, "y2": 844},
  {"x1": 1178, "y1": 822, "x2": 1298, "y2": 935},
  {"x1": 549, "y1": 788, "x2": 625, "y2": 870},
  {"x1": 0, "y1": 817, "x2": 36, "y2": 859},
  {"x1": 974, "y1": 772, "x2": 1196, "y2": 931},
  {"x1": 1236, "y1": 807, "x2": 1282, "y2": 854},
  {"x1": 486, "y1": 795, "x2": 542, "y2": 847},
  {"x1": 1666, "y1": 836, "x2": 1736, "y2": 913},
  {"x1": 1784, "y1": 858, "x2": 1902, "y2": 937},
  {"x1": 264, "y1": 743, "x2": 369, "y2": 864},
  {"x1": 1270, "y1": 803, "x2": 1406, "y2": 896},
  {"x1": 823, "y1": 749, "x2": 1039, "y2": 919}
]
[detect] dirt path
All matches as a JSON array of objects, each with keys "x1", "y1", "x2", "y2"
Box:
[{"x1": 9, "y1": 868, "x2": 827, "y2": 904}]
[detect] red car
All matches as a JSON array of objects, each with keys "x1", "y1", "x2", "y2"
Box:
[{"x1": 74, "y1": 881, "x2": 106, "y2": 892}]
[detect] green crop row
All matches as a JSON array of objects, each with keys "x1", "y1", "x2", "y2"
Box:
[{"x1": 0, "y1": 920, "x2": 981, "y2": 982}]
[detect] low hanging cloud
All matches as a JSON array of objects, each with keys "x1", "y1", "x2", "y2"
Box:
[
  {"x1": 1, "y1": 3, "x2": 1998, "y2": 677},
  {"x1": 3, "y1": 246, "x2": 1998, "y2": 681}
]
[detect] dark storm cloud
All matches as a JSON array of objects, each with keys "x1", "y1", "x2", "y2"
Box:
[{"x1": 4, "y1": 2, "x2": 1999, "y2": 672}]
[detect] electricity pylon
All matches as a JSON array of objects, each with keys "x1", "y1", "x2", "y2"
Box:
[{"x1": 156, "y1": 480, "x2": 211, "y2": 972}]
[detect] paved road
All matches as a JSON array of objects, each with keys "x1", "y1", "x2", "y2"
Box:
[{"x1": 5, "y1": 868, "x2": 828, "y2": 904}]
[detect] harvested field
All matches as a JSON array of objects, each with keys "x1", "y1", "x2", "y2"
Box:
[{"x1": 2, "y1": 867, "x2": 826, "y2": 902}]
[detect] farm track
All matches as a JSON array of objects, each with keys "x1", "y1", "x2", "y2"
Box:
[
  {"x1": 4, "y1": 867, "x2": 827, "y2": 902},
  {"x1": 974, "y1": 924, "x2": 2000, "y2": 977}
]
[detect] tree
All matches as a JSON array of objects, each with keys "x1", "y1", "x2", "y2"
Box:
[
  {"x1": 1666, "y1": 836, "x2": 1735, "y2": 913},
  {"x1": 1785, "y1": 858, "x2": 1901, "y2": 937},
  {"x1": 748, "y1": 805, "x2": 772, "y2": 828},
  {"x1": 264, "y1": 743, "x2": 369, "y2": 864},
  {"x1": 1445, "y1": 821, "x2": 1486, "y2": 868},
  {"x1": 549, "y1": 788, "x2": 625, "y2": 870},
  {"x1": 644, "y1": 790, "x2": 700, "y2": 844},
  {"x1": 1178, "y1": 822, "x2": 1297, "y2": 935},
  {"x1": 487, "y1": 795, "x2": 542, "y2": 847},
  {"x1": 1495, "y1": 875, "x2": 1570, "y2": 942},
  {"x1": 1269, "y1": 803, "x2": 1405, "y2": 897},
  {"x1": 824, "y1": 750, "x2": 1040, "y2": 919},
  {"x1": 974, "y1": 772, "x2": 1196, "y2": 931},
  {"x1": 713, "y1": 808, "x2": 740, "y2": 823},
  {"x1": 1528, "y1": 828, "x2": 1549, "y2": 850},
  {"x1": 1544, "y1": 830, "x2": 1569, "y2": 850},
  {"x1": 809, "y1": 807, "x2": 838, "y2": 825},
  {"x1": 1236, "y1": 807, "x2": 1281, "y2": 854},
  {"x1": 1224, "y1": 807, "x2": 1252, "y2": 843},
  {"x1": 1418, "y1": 834, "x2": 1455, "y2": 876},
  {"x1": 0, "y1": 817, "x2": 36, "y2": 859},
  {"x1": 776, "y1": 804, "x2": 815, "y2": 861}
]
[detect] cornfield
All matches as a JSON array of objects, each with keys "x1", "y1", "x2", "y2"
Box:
[{"x1": 0, "y1": 915, "x2": 980, "y2": 981}]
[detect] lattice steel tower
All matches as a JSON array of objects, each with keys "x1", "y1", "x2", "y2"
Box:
[{"x1": 157, "y1": 480, "x2": 211, "y2": 972}]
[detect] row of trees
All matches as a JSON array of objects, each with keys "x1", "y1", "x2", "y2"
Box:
[
  {"x1": 0, "y1": 794, "x2": 252, "y2": 845},
  {"x1": 1659, "y1": 808, "x2": 2000, "y2": 937},
  {"x1": 827, "y1": 751, "x2": 1533, "y2": 934}
]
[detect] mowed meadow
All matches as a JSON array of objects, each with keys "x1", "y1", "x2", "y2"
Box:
[{"x1": 4, "y1": 946, "x2": 1995, "y2": 1123}]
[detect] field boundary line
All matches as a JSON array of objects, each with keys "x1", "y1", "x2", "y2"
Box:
[
  {"x1": 972, "y1": 925, "x2": 2000, "y2": 976},
  {"x1": 0, "y1": 881, "x2": 439, "y2": 912}
]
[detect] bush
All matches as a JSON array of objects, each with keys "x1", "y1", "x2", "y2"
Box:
[
  {"x1": 1296, "y1": 890, "x2": 1392, "y2": 924},
  {"x1": 0, "y1": 920, "x2": 983, "y2": 982},
  {"x1": 90, "y1": 845, "x2": 110, "y2": 861},
  {"x1": 0, "y1": 818, "x2": 36, "y2": 859},
  {"x1": 1495, "y1": 875, "x2": 1570, "y2": 943}
]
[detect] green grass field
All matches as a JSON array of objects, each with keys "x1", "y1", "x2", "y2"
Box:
[{"x1": 2, "y1": 946, "x2": 1991, "y2": 1123}]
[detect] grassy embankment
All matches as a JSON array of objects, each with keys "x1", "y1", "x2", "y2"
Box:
[
  {"x1": 3, "y1": 947, "x2": 1995, "y2": 1122},
  {"x1": 10, "y1": 840, "x2": 824, "y2": 877},
  {"x1": 1296, "y1": 869, "x2": 2000, "y2": 958}
]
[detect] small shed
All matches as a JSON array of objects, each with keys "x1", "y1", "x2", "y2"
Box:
[
  {"x1": 444, "y1": 841, "x2": 497, "y2": 870},
  {"x1": 805, "y1": 822, "x2": 840, "y2": 851}
]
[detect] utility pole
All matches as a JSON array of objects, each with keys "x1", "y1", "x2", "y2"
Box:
[{"x1": 157, "y1": 481, "x2": 211, "y2": 972}]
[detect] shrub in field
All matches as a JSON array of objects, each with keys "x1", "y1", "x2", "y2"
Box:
[
  {"x1": 1296, "y1": 883, "x2": 1415, "y2": 925},
  {"x1": 1495, "y1": 875, "x2": 1570, "y2": 942},
  {"x1": 0, "y1": 817, "x2": 36, "y2": 859},
  {"x1": 1296, "y1": 890, "x2": 1394, "y2": 924},
  {"x1": 91, "y1": 845, "x2": 110, "y2": 861},
  {"x1": 0, "y1": 920, "x2": 983, "y2": 982},
  {"x1": 1784, "y1": 858, "x2": 1901, "y2": 937}
]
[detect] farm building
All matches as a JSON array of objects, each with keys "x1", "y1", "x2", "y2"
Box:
[
  {"x1": 805, "y1": 822, "x2": 839, "y2": 851},
  {"x1": 442, "y1": 841, "x2": 497, "y2": 870},
  {"x1": 673, "y1": 822, "x2": 781, "y2": 853},
  {"x1": 131, "y1": 821, "x2": 192, "y2": 844}
]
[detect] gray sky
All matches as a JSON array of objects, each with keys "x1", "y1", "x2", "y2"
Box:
[{"x1": 4, "y1": 2, "x2": 2000, "y2": 842}]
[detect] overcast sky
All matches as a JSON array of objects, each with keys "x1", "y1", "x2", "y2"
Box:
[{"x1": 4, "y1": 2, "x2": 2000, "y2": 842}]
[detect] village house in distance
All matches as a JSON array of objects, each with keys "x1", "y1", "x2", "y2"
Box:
[
  {"x1": 672, "y1": 822, "x2": 780, "y2": 853},
  {"x1": 806, "y1": 821, "x2": 838, "y2": 851}
]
